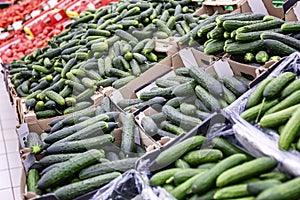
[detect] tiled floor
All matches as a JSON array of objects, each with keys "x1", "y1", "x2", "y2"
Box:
[{"x1": 0, "y1": 73, "x2": 22, "y2": 200}]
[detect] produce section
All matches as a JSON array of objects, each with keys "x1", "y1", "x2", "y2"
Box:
[{"x1": 0, "y1": 0, "x2": 299, "y2": 199}]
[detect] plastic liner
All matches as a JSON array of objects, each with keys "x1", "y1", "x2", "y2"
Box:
[
  {"x1": 136, "y1": 112, "x2": 257, "y2": 174},
  {"x1": 225, "y1": 52, "x2": 300, "y2": 176},
  {"x1": 90, "y1": 169, "x2": 174, "y2": 200}
]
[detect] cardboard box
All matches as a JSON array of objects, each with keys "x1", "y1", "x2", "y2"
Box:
[
  {"x1": 285, "y1": 1, "x2": 300, "y2": 21},
  {"x1": 19, "y1": 91, "x2": 104, "y2": 134},
  {"x1": 194, "y1": 0, "x2": 284, "y2": 18},
  {"x1": 172, "y1": 48, "x2": 260, "y2": 83},
  {"x1": 19, "y1": 120, "x2": 158, "y2": 200},
  {"x1": 172, "y1": 47, "x2": 218, "y2": 70}
]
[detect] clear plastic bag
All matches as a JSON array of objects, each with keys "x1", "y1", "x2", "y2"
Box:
[
  {"x1": 225, "y1": 52, "x2": 300, "y2": 176},
  {"x1": 91, "y1": 169, "x2": 174, "y2": 200}
]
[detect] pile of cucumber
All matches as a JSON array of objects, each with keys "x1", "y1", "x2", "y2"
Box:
[
  {"x1": 117, "y1": 65, "x2": 251, "y2": 140},
  {"x1": 25, "y1": 98, "x2": 146, "y2": 199},
  {"x1": 241, "y1": 71, "x2": 300, "y2": 152},
  {"x1": 149, "y1": 135, "x2": 300, "y2": 200},
  {"x1": 8, "y1": 0, "x2": 203, "y2": 119},
  {"x1": 180, "y1": 12, "x2": 300, "y2": 65}
]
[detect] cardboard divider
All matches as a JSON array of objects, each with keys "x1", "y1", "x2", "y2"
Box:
[
  {"x1": 18, "y1": 91, "x2": 104, "y2": 134},
  {"x1": 194, "y1": 0, "x2": 284, "y2": 18}
]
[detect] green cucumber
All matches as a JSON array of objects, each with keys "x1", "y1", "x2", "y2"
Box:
[
  {"x1": 247, "y1": 179, "x2": 282, "y2": 195},
  {"x1": 27, "y1": 169, "x2": 42, "y2": 195},
  {"x1": 263, "y1": 72, "x2": 295, "y2": 99},
  {"x1": 216, "y1": 157, "x2": 278, "y2": 187},
  {"x1": 160, "y1": 121, "x2": 186, "y2": 135},
  {"x1": 162, "y1": 105, "x2": 202, "y2": 130},
  {"x1": 79, "y1": 157, "x2": 138, "y2": 180},
  {"x1": 241, "y1": 99, "x2": 279, "y2": 122},
  {"x1": 195, "y1": 85, "x2": 220, "y2": 112},
  {"x1": 149, "y1": 168, "x2": 181, "y2": 186},
  {"x1": 120, "y1": 113, "x2": 136, "y2": 153},
  {"x1": 281, "y1": 79, "x2": 300, "y2": 98},
  {"x1": 38, "y1": 149, "x2": 104, "y2": 189},
  {"x1": 175, "y1": 159, "x2": 190, "y2": 169},
  {"x1": 54, "y1": 172, "x2": 121, "y2": 200},
  {"x1": 155, "y1": 135, "x2": 206, "y2": 167},
  {"x1": 263, "y1": 39, "x2": 297, "y2": 56},
  {"x1": 279, "y1": 107, "x2": 300, "y2": 150},
  {"x1": 256, "y1": 177, "x2": 300, "y2": 200},
  {"x1": 245, "y1": 77, "x2": 274, "y2": 109},
  {"x1": 46, "y1": 135, "x2": 114, "y2": 154},
  {"x1": 183, "y1": 149, "x2": 223, "y2": 166},
  {"x1": 192, "y1": 154, "x2": 248, "y2": 194}
]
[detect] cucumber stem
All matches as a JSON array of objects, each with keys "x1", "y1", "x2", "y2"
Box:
[{"x1": 256, "y1": 97, "x2": 266, "y2": 123}]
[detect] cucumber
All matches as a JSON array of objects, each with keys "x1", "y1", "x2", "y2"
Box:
[
  {"x1": 117, "y1": 99, "x2": 143, "y2": 109},
  {"x1": 27, "y1": 169, "x2": 42, "y2": 195},
  {"x1": 224, "y1": 40, "x2": 264, "y2": 54},
  {"x1": 120, "y1": 113, "x2": 136, "y2": 153},
  {"x1": 172, "y1": 81, "x2": 196, "y2": 97},
  {"x1": 241, "y1": 99, "x2": 279, "y2": 122},
  {"x1": 141, "y1": 116, "x2": 158, "y2": 136},
  {"x1": 189, "y1": 66, "x2": 223, "y2": 97},
  {"x1": 79, "y1": 157, "x2": 138, "y2": 180},
  {"x1": 112, "y1": 75, "x2": 136, "y2": 89},
  {"x1": 279, "y1": 106, "x2": 300, "y2": 150},
  {"x1": 38, "y1": 153, "x2": 81, "y2": 166},
  {"x1": 192, "y1": 154, "x2": 248, "y2": 194},
  {"x1": 175, "y1": 159, "x2": 190, "y2": 169},
  {"x1": 235, "y1": 28, "x2": 282, "y2": 42},
  {"x1": 63, "y1": 102, "x2": 92, "y2": 115},
  {"x1": 263, "y1": 39, "x2": 297, "y2": 56},
  {"x1": 222, "y1": 85, "x2": 237, "y2": 104},
  {"x1": 139, "y1": 87, "x2": 174, "y2": 101},
  {"x1": 204, "y1": 40, "x2": 225, "y2": 55},
  {"x1": 45, "y1": 113, "x2": 116, "y2": 143},
  {"x1": 212, "y1": 137, "x2": 252, "y2": 159},
  {"x1": 190, "y1": 188, "x2": 219, "y2": 200},
  {"x1": 281, "y1": 21, "x2": 300, "y2": 32},
  {"x1": 215, "y1": 184, "x2": 251, "y2": 199},
  {"x1": 255, "y1": 51, "x2": 269, "y2": 64},
  {"x1": 281, "y1": 78, "x2": 300, "y2": 98},
  {"x1": 162, "y1": 105, "x2": 202, "y2": 130},
  {"x1": 236, "y1": 19, "x2": 284, "y2": 33},
  {"x1": 56, "y1": 122, "x2": 115, "y2": 143},
  {"x1": 183, "y1": 149, "x2": 223, "y2": 166},
  {"x1": 261, "y1": 31, "x2": 300, "y2": 51},
  {"x1": 216, "y1": 157, "x2": 278, "y2": 187},
  {"x1": 54, "y1": 172, "x2": 121, "y2": 200},
  {"x1": 45, "y1": 91, "x2": 65, "y2": 106},
  {"x1": 247, "y1": 179, "x2": 282, "y2": 195},
  {"x1": 36, "y1": 110, "x2": 57, "y2": 119},
  {"x1": 173, "y1": 169, "x2": 207, "y2": 185},
  {"x1": 46, "y1": 135, "x2": 114, "y2": 154},
  {"x1": 27, "y1": 132, "x2": 43, "y2": 155},
  {"x1": 266, "y1": 90, "x2": 300, "y2": 114},
  {"x1": 155, "y1": 135, "x2": 206, "y2": 167},
  {"x1": 160, "y1": 121, "x2": 186, "y2": 135},
  {"x1": 221, "y1": 76, "x2": 248, "y2": 97},
  {"x1": 149, "y1": 168, "x2": 181, "y2": 186},
  {"x1": 256, "y1": 177, "x2": 300, "y2": 200},
  {"x1": 170, "y1": 170, "x2": 207, "y2": 200},
  {"x1": 38, "y1": 149, "x2": 104, "y2": 189},
  {"x1": 262, "y1": 171, "x2": 287, "y2": 182},
  {"x1": 246, "y1": 78, "x2": 274, "y2": 109},
  {"x1": 223, "y1": 20, "x2": 263, "y2": 31},
  {"x1": 263, "y1": 72, "x2": 295, "y2": 99},
  {"x1": 195, "y1": 85, "x2": 220, "y2": 112}
]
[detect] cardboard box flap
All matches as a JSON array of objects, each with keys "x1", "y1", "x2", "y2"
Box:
[
  {"x1": 203, "y1": 0, "x2": 245, "y2": 6},
  {"x1": 285, "y1": 1, "x2": 300, "y2": 21}
]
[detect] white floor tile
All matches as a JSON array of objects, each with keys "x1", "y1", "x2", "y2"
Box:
[
  {"x1": 0, "y1": 170, "x2": 12, "y2": 189},
  {"x1": 1, "y1": 119, "x2": 17, "y2": 130},
  {"x1": 0, "y1": 154, "x2": 8, "y2": 171},
  {"x1": 10, "y1": 168, "x2": 22, "y2": 187},
  {"x1": 13, "y1": 187, "x2": 21, "y2": 200},
  {"x1": 3, "y1": 129, "x2": 17, "y2": 141},
  {"x1": 0, "y1": 141, "x2": 6, "y2": 154},
  {"x1": 5, "y1": 140, "x2": 19, "y2": 153},
  {"x1": 7, "y1": 152, "x2": 22, "y2": 169},
  {"x1": 0, "y1": 188, "x2": 14, "y2": 200}
]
